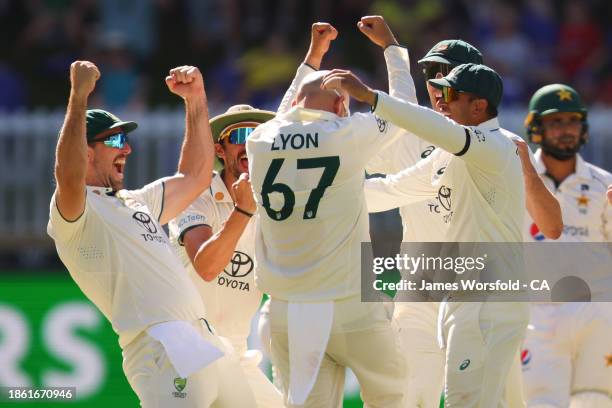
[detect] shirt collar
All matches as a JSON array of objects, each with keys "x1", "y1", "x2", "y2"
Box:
[
  {"x1": 279, "y1": 106, "x2": 341, "y2": 122},
  {"x1": 476, "y1": 117, "x2": 500, "y2": 132},
  {"x1": 86, "y1": 185, "x2": 116, "y2": 196},
  {"x1": 209, "y1": 171, "x2": 233, "y2": 203},
  {"x1": 533, "y1": 149, "x2": 591, "y2": 180}
]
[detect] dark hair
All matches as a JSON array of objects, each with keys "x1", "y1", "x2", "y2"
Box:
[
  {"x1": 486, "y1": 102, "x2": 498, "y2": 118},
  {"x1": 467, "y1": 93, "x2": 497, "y2": 119}
]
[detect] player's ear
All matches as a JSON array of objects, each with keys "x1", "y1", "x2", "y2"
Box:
[
  {"x1": 214, "y1": 142, "x2": 225, "y2": 160},
  {"x1": 472, "y1": 98, "x2": 488, "y2": 117}
]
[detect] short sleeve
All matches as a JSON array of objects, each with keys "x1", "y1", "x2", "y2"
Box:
[
  {"x1": 47, "y1": 190, "x2": 87, "y2": 243},
  {"x1": 168, "y1": 193, "x2": 215, "y2": 246}
]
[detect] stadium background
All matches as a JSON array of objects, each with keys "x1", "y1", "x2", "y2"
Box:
[{"x1": 0, "y1": 0, "x2": 611, "y2": 406}]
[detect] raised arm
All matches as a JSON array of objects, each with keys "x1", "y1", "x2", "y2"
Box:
[
  {"x1": 183, "y1": 174, "x2": 256, "y2": 281},
  {"x1": 159, "y1": 66, "x2": 214, "y2": 225},
  {"x1": 358, "y1": 15, "x2": 417, "y2": 103},
  {"x1": 514, "y1": 138, "x2": 563, "y2": 239},
  {"x1": 321, "y1": 71, "x2": 509, "y2": 171},
  {"x1": 54, "y1": 61, "x2": 100, "y2": 221},
  {"x1": 277, "y1": 22, "x2": 337, "y2": 114}
]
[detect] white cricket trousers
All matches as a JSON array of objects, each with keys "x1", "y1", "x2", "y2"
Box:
[
  {"x1": 269, "y1": 296, "x2": 407, "y2": 408},
  {"x1": 122, "y1": 319, "x2": 256, "y2": 407}
]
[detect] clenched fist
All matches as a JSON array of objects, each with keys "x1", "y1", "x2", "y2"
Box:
[
  {"x1": 70, "y1": 61, "x2": 100, "y2": 98},
  {"x1": 233, "y1": 173, "x2": 256, "y2": 214},
  {"x1": 305, "y1": 22, "x2": 338, "y2": 70},
  {"x1": 165, "y1": 66, "x2": 205, "y2": 101},
  {"x1": 358, "y1": 16, "x2": 398, "y2": 49}
]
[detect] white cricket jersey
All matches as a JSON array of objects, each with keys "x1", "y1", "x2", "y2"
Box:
[
  {"x1": 47, "y1": 181, "x2": 206, "y2": 348},
  {"x1": 366, "y1": 92, "x2": 525, "y2": 244},
  {"x1": 246, "y1": 107, "x2": 394, "y2": 301},
  {"x1": 243, "y1": 45, "x2": 413, "y2": 302},
  {"x1": 168, "y1": 172, "x2": 262, "y2": 351},
  {"x1": 523, "y1": 150, "x2": 612, "y2": 243}
]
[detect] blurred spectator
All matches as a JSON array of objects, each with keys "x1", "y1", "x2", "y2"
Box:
[
  {"x1": 482, "y1": 2, "x2": 532, "y2": 105},
  {"x1": 0, "y1": 0, "x2": 611, "y2": 108},
  {"x1": 556, "y1": 0, "x2": 603, "y2": 81},
  {"x1": 97, "y1": 0, "x2": 156, "y2": 60},
  {"x1": 237, "y1": 35, "x2": 299, "y2": 109},
  {"x1": 0, "y1": 63, "x2": 27, "y2": 111},
  {"x1": 90, "y1": 32, "x2": 147, "y2": 112}
]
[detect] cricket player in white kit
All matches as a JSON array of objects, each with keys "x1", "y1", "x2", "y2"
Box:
[
  {"x1": 366, "y1": 39, "x2": 562, "y2": 408},
  {"x1": 521, "y1": 84, "x2": 612, "y2": 408},
  {"x1": 323, "y1": 63, "x2": 530, "y2": 407},
  {"x1": 168, "y1": 104, "x2": 284, "y2": 408},
  {"x1": 246, "y1": 18, "x2": 413, "y2": 408},
  {"x1": 47, "y1": 61, "x2": 255, "y2": 407}
]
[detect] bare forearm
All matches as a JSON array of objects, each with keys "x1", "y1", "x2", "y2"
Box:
[
  {"x1": 193, "y1": 211, "x2": 251, "y2": 281},
  {"x1": 524, "y1": 171, "x2": 563, "y2": 239},
  {"x1": 178, "y1": 97, "x2": 213, "y2": 182},
  {"x1": 304, "y1": 49, "x2": 324, "y2": 70},
  {"x1": 55, "y1": 92, "x2": 88, "y2": 187}
]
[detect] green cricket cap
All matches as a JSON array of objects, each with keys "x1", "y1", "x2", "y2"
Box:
[
  {"x1": 418, "y1": 39, "x2": 483, "y2": 67},
  {"x1": 86, "y1": 109, "x2": 138, "y2": 141},
  {"x1": 429, "y1": 63, "x2": 503, "y2": 108},
  {"x1": 527, "y1": 84, "x2": 587, "y2": 118}
]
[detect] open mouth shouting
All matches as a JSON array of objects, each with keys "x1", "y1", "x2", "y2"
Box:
[{"x1": 113, "y1": 157, "x2": 126, "y2": 180}]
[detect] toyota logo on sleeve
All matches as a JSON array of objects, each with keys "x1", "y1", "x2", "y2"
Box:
[
  {"x1": 132, "y1": 211, "x2": 158, "y2": 234},
  {"x1": 223, "y1": 251, "x2": 254, "y2": 278}
]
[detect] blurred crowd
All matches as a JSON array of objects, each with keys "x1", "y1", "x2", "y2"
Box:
[{"x1": 1, "y1": 0, "x2": 612, "y2": 113}]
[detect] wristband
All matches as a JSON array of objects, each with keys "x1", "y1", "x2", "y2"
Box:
[{"x1": 234, "y1": 206, "x2": 254, "y2": 218}]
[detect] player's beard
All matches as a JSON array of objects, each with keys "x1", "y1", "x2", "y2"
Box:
[{"x1": 541, "y1": 133, "x2": 582, "y2": 161}]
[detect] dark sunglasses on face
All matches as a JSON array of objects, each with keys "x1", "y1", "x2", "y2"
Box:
[
  {"x1": 89, "y1": 132, "x2": 129, "y2": 149},
  {"x1": 422, "y1": 62, "x2": 452, "y2": 80},
  {"x1": 220, "y1": 127, "x2": 256, "y2": 144}
]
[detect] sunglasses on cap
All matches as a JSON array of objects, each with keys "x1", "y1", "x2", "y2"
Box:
[
  {"x1": 89, "y1": 132, "x2": 129, "y2": 149},
  {"x1": 219, "y1": 123, "x2": 259, "y2": 144},
  {"x1": 422, "y1": 62, "x2": 452, "y2": 80}
]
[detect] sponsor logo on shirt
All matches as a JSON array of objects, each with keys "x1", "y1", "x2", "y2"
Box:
[
  {"x1": 133, "y1": 211, "x2": 157, "y2": 234},
  {"x1": 375, "y1": 115, "x2": 387, "y2": 133},
  {"x1": 178, "y1": 214, "x2": 207, "y2": 229},
  {"x1": 521, "y1": 349, "x2": 531, "y2": 366},
  {"x1": 530, "y1": 223, "x2": 546, "y2": 241},
  {"x1": 563, "y1": 225, "x2": 589, "y2": 237},
  {"x1": 427, "y1": 185, "x2": 453, "y2": 223},
  {"x1": 217, "y1": 251, "x2": 254, "y2": 291},
  {"x1": 420, "y1": 145, "x2": 436, "y2": 159},
  {"x1": 133, "y1": 211, "x2": 166, "y2": 243}
]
